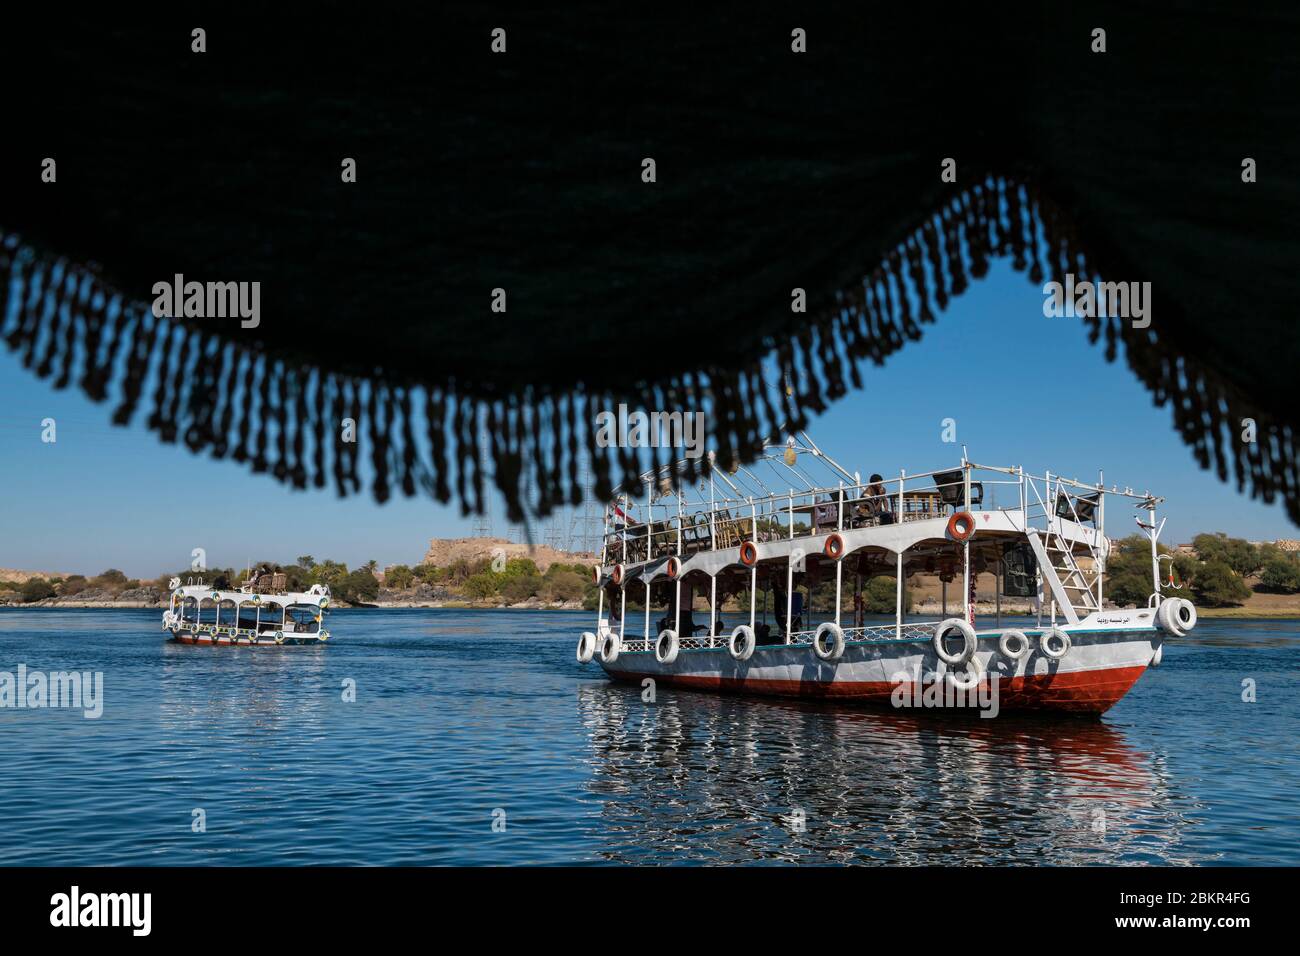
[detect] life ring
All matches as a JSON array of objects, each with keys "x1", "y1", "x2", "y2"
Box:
[
  {"x1": 611, "y1": 564, "x2": 625, "y2": 587},
  {"x1": 933, "y1": 618, "x2": 977, "y2": 665},
  {"x1": 656, "y1": 629, "x2": 679, "y2": 664},
  {"x1": 729, "y1": 625, "x2": 755, "y2": 661},
  {"x1": 1039, "y1": 627, "x2": 1071, "y2": 659},
  {"x1": 273, "y1": 630, "x2": 286, "y2": 645},
  {"x1": 576, "y1": 631, "x2": 597, "y2": 663},
  {"x1": 665, "y1": 556, "x2": 681, "y2": 580},
  {"x1": 739, "y1": 541, "x2": 759, "y2": 567},
  {"x1": 945, "y1": 652, "x2": 984, "y2": 692},
  {"x1": 947, "y1": 511, "x2": 975, "y2": 541},
  {"x1": 998, "y1": 629, "x2": 1031, "y2": 661},
  {"x1": 813, "y1": 622, "x2": 845, "y2": 661},
  {"x1": 599, "y1": 632, "x2": 621, "y2": 664},
  {"x1": 823, "y1": 533, "x2": 846, "y2": 560}
]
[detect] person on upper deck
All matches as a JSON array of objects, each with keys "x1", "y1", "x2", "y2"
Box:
[{"x1": 863, "y1": 474, "x2": 894, "y2": 525}]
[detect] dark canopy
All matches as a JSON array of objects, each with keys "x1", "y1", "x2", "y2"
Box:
[{"x1": 3, "y1": 3, "x2": 1298, "y2": 521}]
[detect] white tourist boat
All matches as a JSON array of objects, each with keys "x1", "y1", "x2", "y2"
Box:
[
  {"x1": 162, "y1": 567, "x2": 331, "y2": 646},
  {"x1": 577, "y1": 434, "x2": 1197, "y2": 715}
]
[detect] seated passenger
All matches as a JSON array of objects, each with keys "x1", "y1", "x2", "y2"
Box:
[{"x1": 865, "y1": 474, "x2": 894, "y2": 524}]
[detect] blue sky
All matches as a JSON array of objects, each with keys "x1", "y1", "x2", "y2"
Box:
[{"x1": 1, "y1": 258, "x2": 1293, "y2": 579}]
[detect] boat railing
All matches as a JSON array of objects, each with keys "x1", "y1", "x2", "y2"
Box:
[
  {"x1": 602, "y1": 460, "x2": 1160, "y2": 567},
  {"x1": 613, "y1": 620, "x2": 944, "y2": 655}
]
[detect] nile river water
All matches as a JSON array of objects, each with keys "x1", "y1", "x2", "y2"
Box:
[{"x1": 0, "y1": 608, "x2": 1296, "y2": 865}]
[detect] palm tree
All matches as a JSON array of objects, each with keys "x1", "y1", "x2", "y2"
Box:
[{"x1": 363, "y1": 560, "x2": 379, "y2": 577}]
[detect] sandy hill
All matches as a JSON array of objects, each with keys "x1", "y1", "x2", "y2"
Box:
[
  {"x1": 0, "y1": 568, "x2": 73, "y2": 583},
  {"x1": 420, "y1": 537, "x2": 596, "y2": 573}
]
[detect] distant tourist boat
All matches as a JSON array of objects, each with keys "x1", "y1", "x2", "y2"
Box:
[
  {"x1": 577, "y1": 434, "x2": 1197, "y2": 715},
  {"x1": 162, "y1": 567, "x2": 331, "y2": 646}
]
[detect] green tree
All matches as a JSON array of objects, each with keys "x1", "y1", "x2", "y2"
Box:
[
  {"x1": 385, "y1": 565, "x2": 415, "y2": 589},
  {"x1": 310, "y1": 560, "x2": 350, "y2": 590},
  {"x1": 337, "y1": 569, "x2": 379, "y2": 604},
  {"x1": 1104, "y1": 534, "x2": 1164, "y2": 607},
  {"x1": 543, "y1": 570, "x2": 586, "y2": 603},
  {"x1": 59, "y1": 575, "x2": 88, "y2": 596},
  {"x1": 443, "y1": 558, "x2": 472, "y2": 584},
  {"x1": 463, "y1": 572, "x2": 499, "y2": 600},
  {"x1": 1190, "y1": 559, "x2": 1252, "y2": 607},
  {"x1": 501, "y1": 573, "x2": 542, "y2": 603},
  {"x1": 1259, "y1": 554, "x2": 1300, "y2": 593},
  {"x1": 1191, "y1": 533, "x2": 1261, "y2": 577},
  {"x1": 21, "y1": 578, "x2": 56, "y2": 602}
]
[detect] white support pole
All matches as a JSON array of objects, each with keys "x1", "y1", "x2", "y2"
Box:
[
  {"x1": 674, "y1": 493, "x2": 683, "y2": 637},
  {"x1": 963, "y1": 465, "x2": 972, "y2": 625},
  {"x1": 786, "y1": 487, "x2": 795, "y2": 644},
  {"x1": 749, "y1": 497, "x2": 757, "y2": 632},
  {"x1": 646, "y1": 480, "x2": 653, "y2": 564},
  {"x1": 709, "y1": 574, "x2": 717, "y2": 647},
  {"x1": 895, "y1": 548, "x2": 904, "y2": 639},
  {"x1": 897, "y1": 468, "x2": 907, "y2": 640},
  {"x1": 1150, "y1": 501, "x2": 1161, "y2": 600},
  {"x1": 786, "y1": 556, "x2": 794, "y2": 643},
  {"x1": 898, "y1": 468, "x2": 905, "y2": 526},
  {"x1": 644, "y1": 580, "x2": 651, "y2": 644},
  {"x1": 709, "y1": 476, "x2": 716, "y2": 550},
  {"x1": 1097, "y1": 479, "x2": 1106, "y2": 607},
  {"x1": 835, "y1": 482, "x2": 844, "y2": 625}
]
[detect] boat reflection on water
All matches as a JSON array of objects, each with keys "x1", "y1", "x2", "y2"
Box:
[
  {"x1": 576, "y1": 681, "x2": 1200, "y2": 865},
  {"x1": 159, "y1": 641, "x2": 331, "y2": 738}
]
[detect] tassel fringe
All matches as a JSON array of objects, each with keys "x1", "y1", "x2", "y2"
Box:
[{"x1": 4, "y1": 176, "x2": 1299, "y2": 527}]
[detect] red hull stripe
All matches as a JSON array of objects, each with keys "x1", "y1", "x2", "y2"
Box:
[
  {"x1": 173, "y1": 635, "x2": 320, "y2": 647},
  {"x1": 609, "y1": 664, "x2": 1147, "y2": 714}
]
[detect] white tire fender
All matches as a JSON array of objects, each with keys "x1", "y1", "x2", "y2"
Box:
[
  {"x1": 1157, "y1": 598, "x2": 1186, "y2": 637},
  {"x1": 656, "y1": 629, "x2": 680, "y2": 664},
  {"x1": 933, "y1": 618, "x2": 977, "y2": 665},
  {"x1": 813, "y1": 622, "x2": 845, "y2": 661},
  {"x1": 729, "y1": 625, "x2": 755, "y2": 662},
  {"x1": 998, "y1": 629, "x2": 1031, "y2": 661},
  {"x1": 577, "y1": 631, "x2": 597, "y2": 663},
  {"x1": 599, "y1": 632, "x2": 621, "y2": 664},
  {"x1": 1039, "y1": 627, "x2": 1071, "y2": 660}
]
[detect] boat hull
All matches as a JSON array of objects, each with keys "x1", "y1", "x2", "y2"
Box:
[
  {"x1": 169, "y1": 629, "x2": 326, "y2": 647},
  {"x1": 598, "y1": 625, "x2": 1161, "y2": 715}
]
